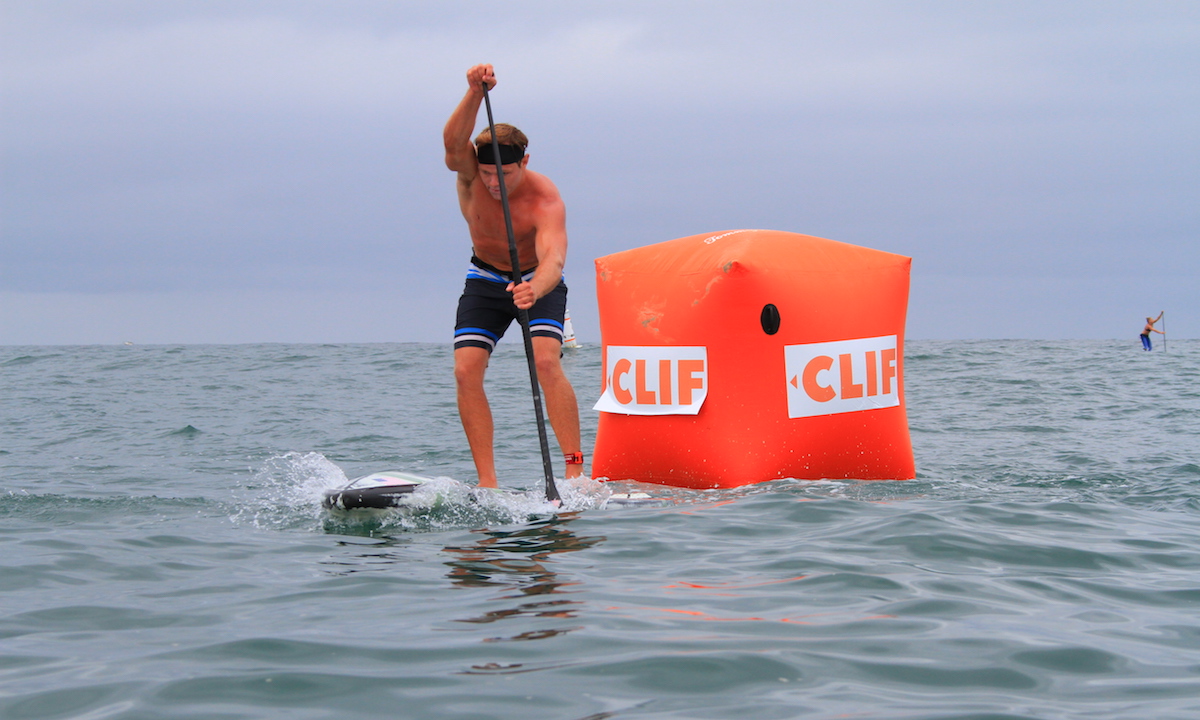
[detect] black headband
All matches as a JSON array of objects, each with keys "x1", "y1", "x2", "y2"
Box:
[{"x1": 476, "y1": 143, "x2": 525, "y2": 165}]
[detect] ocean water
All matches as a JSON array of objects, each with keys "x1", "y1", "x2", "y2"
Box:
[{"x1": 2, "y1": 340, "x2": 1198, "y2": 720}]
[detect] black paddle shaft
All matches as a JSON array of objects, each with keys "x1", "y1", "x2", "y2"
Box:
[{"x1": 480, "y1": 82, "x2": 561, "y2": 503}]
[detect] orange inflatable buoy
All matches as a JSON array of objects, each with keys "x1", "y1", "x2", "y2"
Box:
[{"x1": 591, "y1": 229, "x2": 914, "y2": 488}]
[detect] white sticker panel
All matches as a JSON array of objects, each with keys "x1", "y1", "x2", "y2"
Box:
[
  {"x1": 594, "y1": 346, "x2": 708, "y2": 416},
  {"x1": 784, "y1": 336, "x2": 900, "y2": 418}
]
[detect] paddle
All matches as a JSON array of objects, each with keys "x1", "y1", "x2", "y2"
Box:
[
  {"x1": 480, "y1": 81, "x2": 562, "y2": 504},
  {"x1": 1162, "y1": 311, "x2": 1167, "y2": 353}
]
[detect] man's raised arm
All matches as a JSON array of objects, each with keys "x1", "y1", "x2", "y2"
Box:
[{"x1": 444, "y1": 64, "x2": 495, "y2": 175}]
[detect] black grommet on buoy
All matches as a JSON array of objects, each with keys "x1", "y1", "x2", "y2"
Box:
[{"x1": 760, "y1": 304, "x2": 780, "y2": 335}]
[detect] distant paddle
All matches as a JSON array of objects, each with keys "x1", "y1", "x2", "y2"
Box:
[{"x1": 480, "y1": 81, "x2": 562, "y2": 504}]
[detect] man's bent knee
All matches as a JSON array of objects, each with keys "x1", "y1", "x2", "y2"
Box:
[
  {"x1": 531, "y1": 340, "x2": 565, "y2": 377},
  {"x1": 454, "y1": 347, "x2": 490, "y2": 387}
]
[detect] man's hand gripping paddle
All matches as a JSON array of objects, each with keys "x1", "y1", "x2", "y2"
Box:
[{"x1": 480, "y1": 81, "x2": 562, "y2": 505}]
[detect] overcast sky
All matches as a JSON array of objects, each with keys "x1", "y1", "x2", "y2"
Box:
[{"x1": 2, "y1": 1, "x2": 1196, "y2": 345}]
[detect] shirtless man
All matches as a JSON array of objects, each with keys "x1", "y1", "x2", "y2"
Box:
[{"x1": 443, "y1": 63, "x2": 583, "y2": 488}]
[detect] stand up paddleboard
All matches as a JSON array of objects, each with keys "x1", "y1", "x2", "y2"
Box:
[
  {"x1": 323, "y1": 471, "x2": 667, "y2": 512},
  {"x1": 322, "y1": 470, "x2": 535, "y2": 513},
  {"x1": 322, "y1": 471, "x2": 433, "y2": 511}
]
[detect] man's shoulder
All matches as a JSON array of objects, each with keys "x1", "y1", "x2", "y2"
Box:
[{"x1": 525, "y1": 171, "x2": 564, "y2": 205}]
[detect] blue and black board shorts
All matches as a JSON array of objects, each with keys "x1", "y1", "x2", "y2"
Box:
[{"x1": 454, "y1": 256, "x2": 568, "y2": 353}]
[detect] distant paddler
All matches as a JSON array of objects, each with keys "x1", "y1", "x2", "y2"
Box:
[{"x1": 1139, "y1": 311, "x2": 1164, "y2": 351}]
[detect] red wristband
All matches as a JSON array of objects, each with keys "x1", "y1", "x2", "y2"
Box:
[{"x1": 564, "y1": 452, "x2": 584, "y2": 465}]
